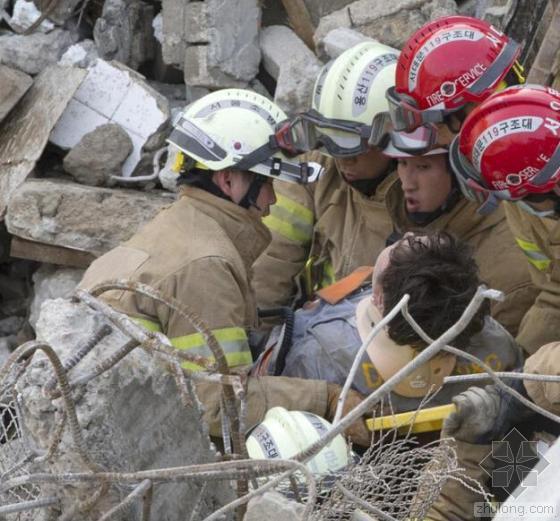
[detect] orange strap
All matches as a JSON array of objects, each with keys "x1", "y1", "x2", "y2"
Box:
[{"x1": 316, "y1": 266, "x2": 374, "y2": 305}]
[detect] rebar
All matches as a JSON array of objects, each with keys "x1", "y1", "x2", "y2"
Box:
[
  {"x1": 97, "y1": 479, "x2": 153, "y2": 521},
  {"x1": 0, "y1": 496, "x2": 59, "y2": 514},
  {"x1": 336, "y1": 482, "x2": 399, "y2": 521},
  {"x1": 444, "y1": 372, "x2": 560, "y2": 384},
  {"x1": 334, "y1": 294, "x2": 410, "y2": 424},
  {"x1": 110, "y1": 147, "x2": 166, "y2": 184},
  {"x1": 43, "y1": 324, "x2": 112, "y2": 395}
]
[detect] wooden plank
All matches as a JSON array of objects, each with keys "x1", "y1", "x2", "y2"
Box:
[
  {"x1": 280, "y1": 0, "x2": 316, "y2": 52},
  {"x1": 10, "y1": 236, "x2": 96, "y2": 269}
]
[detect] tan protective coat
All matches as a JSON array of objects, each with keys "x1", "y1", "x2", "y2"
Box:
[
  {"x1": 505, "y1": 203, "x2": 560, "y2": 353},
  {"x1": 386, "y1": 183, "x2": 537, "y2": 337},
  {"x1": 253, "y1": 152, "x2": 396, "y2": 309}
]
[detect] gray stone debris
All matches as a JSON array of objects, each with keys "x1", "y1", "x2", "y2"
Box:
[
  {"x1": 0, "y1": 65, "x2": 86, "y2": 219},
  {"x1": 32, "y1": 0, "x2": 82, "y2": 25},
  {"x1": 260, "y1": 25, "x2": 322, "y2": 115},
  {"x1": 5, "y1": 179, "x2": 174, "y2": 256},
  {"x1": 314, "y1": 0, "x2": 457, "y2": 50},
  {"x1": 93, "y1": 0, "x2": 155, "y2": 71},
  {"x1": 29, "y1": 264, "x2": 84, "y2": 330},
  {"x1": 17, "y1": 297, "x2": 236, "y2": 519},
  {"x1": 162, "y1": 0, "x2": 261, "y2": 88},
  {"x1": 0, "y1": 28, "x2": 77, "y2": 75},
  {"x1": 245, "y1": 492, "x2": 305, "y2": 521},
  {"x1": 9, "y1": 0, "x2": 55, "y2": 33},
  {"x1": 317, "y1": 27, "x2": 374, "y2": 60},
  {"x1": 50, "y1": 59, "x2": 170, "y2": 178},
  {"x1": 0, "y1": 316, "x2": 25, "y2": 336},
  {"x1": 58, "y1": 39, "x2": 100, "y2": 68},
  {"x1": 63, "y1": 123, "x2": 133, "y2": 186},
  {"x1": 0, "y1": 64, "x2": 33, "y2": 124}
]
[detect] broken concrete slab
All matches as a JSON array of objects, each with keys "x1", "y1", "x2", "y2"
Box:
[
  {"x1": 9, "y1": 0, "x2": 55, "y2": 33},
  {"x1": 260, "y1": 25, "x2": 319, "y2": 80},
  {"x1": 162, "y1": 0, "x2": 261, "y2": 88},
  {"x1": 260, "y1": 25, "x2": 322, "y2": 115},
  {"x1": 0, "y1": 65, "x2": 86, "y2": 219},
  {"x1": 0, "y1": 28, "x2": 77, "y2": 75},
  {"x1": 314, "y1": 0, "x2": 457, "y2": 50},
  {"x1": 245, "y1": 492, "x2": 305, "y2": 521},
  {"x1": 6, "y1": 179, "x2": 174, "y2": 256},
  {"x1": 317, "y1": 27, "x2": 374, "y2": 60},
  {"x1": 18, "y1": 297, "x2": 236, "y2": 519},
  {"x1": 63, "y1": 123, "x2": 133, "y2": 186},
  {"x1": 58, "y1": 39, "x2": 99, "y2": 68},
  {"x1": 29, "y1": 264, "x2": 84, "y2": 330},
  {"x1": 32, "y1": 0, "x2": 83, "y2": 25},
  {"x1": 0, "y1": 65, "x2": 33, "y2": 124},
  {"x1": 93, "y1": 0, "x2": 155, "y2": 71},
  {"x1": 50, "y1": 59, "x2": 170, "y2": 178}
]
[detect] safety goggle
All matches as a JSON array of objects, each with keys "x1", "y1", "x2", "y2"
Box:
[
  {"x1": 386, "y1": 41, "x2": 524, "y2": 134},
  {"x1": 276, "y1": 109, "x2": 393, "y2": 158},
  {"x1": 387, "y1": 126, "x2": 438, "y2": 156},
  {"x1": 450, "y1": 136, "x2": 560, "y2": 215}
]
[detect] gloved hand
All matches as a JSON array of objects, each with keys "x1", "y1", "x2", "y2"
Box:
[
  {"x1": 326, "y1": 383, "x2": 371, "y2": 447},
  {"x1": 443, "y1": 379, "x2": 535, "y2": 444}
]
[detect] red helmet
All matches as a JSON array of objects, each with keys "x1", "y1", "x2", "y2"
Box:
[
  {"x1": 449, "y1": 85, "x2": 560, "y2": 213},
  {"x1": 386, "y1": 15, "x2": 523, "y2": 133}
]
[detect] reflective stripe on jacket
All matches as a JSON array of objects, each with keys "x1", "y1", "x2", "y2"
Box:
[
  {"x1": 79, "y1": 186, "x2": 270, "y2": 370},
  {"x1": 385, "y1": 182, "x2": 538, "y2": 338},
  {"x1": 253, "y1": 152, "x2": 396, "y2": 309},
  {"x1": 505, "y1": 202, "x2": 560, "y2": 353}
]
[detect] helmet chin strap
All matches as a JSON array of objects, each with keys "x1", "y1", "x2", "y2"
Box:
[{"x1": 238, "y1": 174, "x2": 266, "y2": 211}]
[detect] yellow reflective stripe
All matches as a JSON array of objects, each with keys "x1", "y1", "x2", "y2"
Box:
[
  {"x1": 171, "y1": 326, "x2": 251, "y2": 370},
  {"x1": 320, "y1": 260, "x2": 336, "y2": 288},
  {"x1": 133, "y1": 317, "x2": 162, "y2": 332},
  {"x1": 515, "y1": 237, "x2": 551, "y2": 271},
  {"x1": 263, "y1": 194, "x2": 314, "y2": 244}
]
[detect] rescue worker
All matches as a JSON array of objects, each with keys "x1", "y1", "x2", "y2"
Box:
[
  {"x1": 79, "y1": 89, "x2": 371, "y2": 445},
  {"x1": 385, "y1": 15, "x2": 526, "y2": 154},
  {"x1": 382, "y1": 131, "x2": 537, "y2": 336},
  {"x1": 255, "y1": 232, "x2": 522, "y2": 413},
  {"x1": 252, "y1": 41, "x2": 399, "y2": 310},
  {"x1": 425, "y1": 84, "x2": 560, "y2": 520}
]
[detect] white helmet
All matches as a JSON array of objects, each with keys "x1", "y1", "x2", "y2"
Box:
[
  {"x1": 167, "y1": 89, "x2": 322, "y2": 184},
  {"x1": 246, "y1": 407, "x2": 350, "y2": 475},
  {"x1": 287, "y1": 41, "x2": 399, "y2": 157}
]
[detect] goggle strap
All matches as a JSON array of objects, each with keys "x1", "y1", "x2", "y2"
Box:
[{"x1": 530, "y1": 143, "x2": 560, "y2": 187}]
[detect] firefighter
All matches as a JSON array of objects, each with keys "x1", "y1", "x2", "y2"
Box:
[
  {"x1": 79, "y1": 89, "x2": 371, "y2": 445},
  {"x1": 426, "y1": 84, "x2": 560, "y2": 520},
  {"x1": 252, "y1": 41, "x2": 399, "y2": 310}
]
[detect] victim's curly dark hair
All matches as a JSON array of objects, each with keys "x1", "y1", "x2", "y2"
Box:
[{"x1": 380, "y1": 231, "x2": 488, "y2": 350}]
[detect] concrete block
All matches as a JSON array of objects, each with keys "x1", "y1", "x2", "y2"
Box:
[
  {"x1": 93, "y1": 0, "x2": 155, "y2": 71},
  {"x1": 6, "y1": 179, "x2": 174, "y2": 256},
  {"x1": 0, "y1": 65, "x2": 33, "y2": 124},
  {"x1": 245, "y1": 492, "x2": 305, "y2": 521},
  {"x1": 161, "y1": 0, "x2": 187, "y2": 66},
  {"x1": 58, "y1": 40, "x2": 99, "y2": 68},
  {"x1": 0, "y1": 65, "x2": 86, "y2": 219},
  {"x1": 315, "y1": 0, "x2": 457, "y2": 49},
  {"x1": 318, "y1": 27, "x2": 374, "y2": 60},
  {"x1": 184, "y1": 2, "x2": 209, "y2": 43},
  {"x1": 50, "y1": 59, "x2": 170, "y2": 177},
  {"x1": 63, "y1": 123, "x2": 133, "y2": 186},
  {"x1": 184, "y1": 45, "x2": 247, "y2": 89},
  {"x1": 9, "y1": 0, "x2": 55, "y2": 32},
  {"x1": 0, "y1": 28, "x2": 77, "y2": 75}
]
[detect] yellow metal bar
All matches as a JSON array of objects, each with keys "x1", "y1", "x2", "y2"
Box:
[{"x1": 366, "y1": 404, "x2": 456, "y2": 434}]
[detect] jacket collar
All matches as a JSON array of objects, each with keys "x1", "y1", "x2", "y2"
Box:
[
  {"x1": 179, "y1": 186, "x2": 271, "y2": 269},
  {"x1": 385, "y1": 179, "x2": 505, "y2": 238}
]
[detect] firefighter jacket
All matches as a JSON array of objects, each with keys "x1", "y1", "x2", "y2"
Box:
[
  {"x1": 252, "y1": 152, "x2": 397, "y2": 309},
  {"x1": 269, "y1": 290, "x2": 523, "y2": 412},
  {"x1": 504, "y1": 203, "x2": 560, "y2": 353},
  {"x1": 79, "y1": 186, "x2": 272, "y2": 370},
  {"x1": 385, "y1": 182, "x2": 538, "y2": 338}
]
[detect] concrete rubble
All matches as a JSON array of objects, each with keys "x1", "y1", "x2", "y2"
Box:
[
  {"x1": 6, "y1": 179, "x2": 173, "y2": 256},
  {"x1": 50, "y1": 59, "x2": 170, "y2": 178},
  {"x1": 0, "y1": 0, "x2": 558, "y2": 519}
]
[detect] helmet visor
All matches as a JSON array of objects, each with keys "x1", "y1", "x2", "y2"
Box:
[{"x1": 388, "y1": 126, "x2": 438, "y2": 155}]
